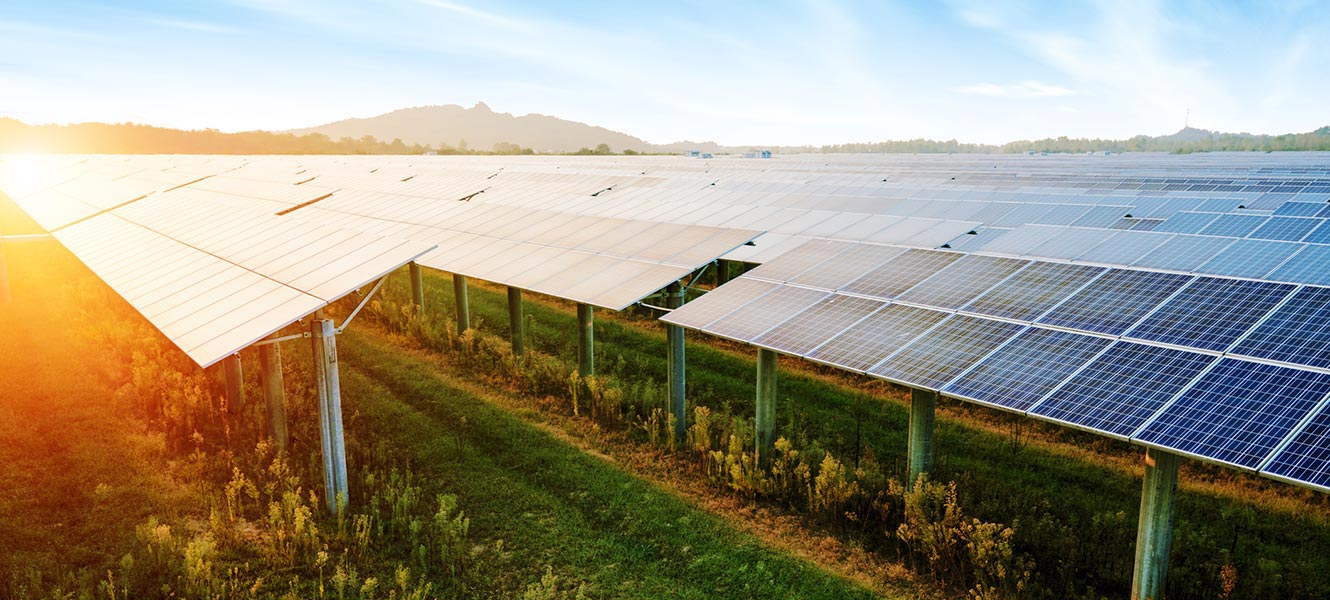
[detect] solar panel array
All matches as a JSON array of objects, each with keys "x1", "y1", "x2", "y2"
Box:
[{"x1": 664, "y1": 241, "x2": 1330, "y2": 493}]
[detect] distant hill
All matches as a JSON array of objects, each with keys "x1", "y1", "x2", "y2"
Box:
[
  {"x1": 289, "y1": 102, "x2": 652, "y2": 154},
  {"x1": 825, "y1": 126, "x2": 1330, "y2": 154}
]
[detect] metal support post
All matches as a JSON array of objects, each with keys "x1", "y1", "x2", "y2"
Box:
[
  {"x1": 577, "y1": 303, "x2": 594, "y2": 377},
  {"x1": 223, "y1": 353, "x2": 244, "y2": 413},
  {"x1": 311, "y1": 319, "x2": 349, "y2": 514},
  {"x1": 755, "y1": 348, "x2": 777, "y2": 467},
  {"x1": 1132, "y1": 448, "x2": 1180, "y2": 600},
  {"x1": 259, "y1": 333, "x2": 288, "y2": 452},
  {"x1": 665, "y1": 282, "x2": 686, "y2": 442},
  {"x1": 508, "y1": 286, "x2": 524, "y2": 356},
  {"x1": 716, "y1": 259, "x2": 731, "y2": 286},
  {"x1": 453, "y1": 274, "x2": 470, "y2": 336},
  {"x1": 907, "y1": 388, "x2": 936, "y2": 484},
  {"x1": 409, "y1": 262, "x2": 425, "y2": 313}
]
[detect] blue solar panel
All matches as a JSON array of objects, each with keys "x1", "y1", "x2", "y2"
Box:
[
  {"x1": 1153, "y1": 212, "x2": 1220, "y2": 234},
  {"x1": 1273, "y1": 202, "x2": 1326, "y2": 217},
  {"x1": 1032, "y1": 342, "x2": 1216, "y2": 438},
  {"x1": 1196, "y1": 239, "x2": 1303, "y2": 278},
  {"x1": 1231, "y1": 286, "x2": 1330, "y2": 369},
  {"x1": 963, "y1": 262, "x2": 1104, "y2": 322},
  {"x1": 1038, "y1": 269, "x2": 1192, "y2": 336},
  {"x1": 1136, "y1": 359, "x2": 1330, "y2": 469},
  {"x1": 1317, "y1": 205, "x2": 1330, "y2": 219},
  {"x1": 1200, "y1": 214, "x2": 1268, "y2": 237},
  {"x1": 1125, "y1": 277, "x2": 1295, "y2": 351},
  {"x1": 1248, "y1": 217, "x2": 1321, "y2": 242},
  {"x1": 1263, "y1": 401, "x2": 1330, "y2": 490},
  {"x1": 1269, "y1": 246, "x2": 1330, "y2": 286},
  {"x1": 1302, "y1": 220, "x2": 1330, "y2": 244},
  {"x1": 1131, "y1": 235, "x2": 1234, "y2": 272},
  {"x1": 869, "y1": 315, "x2": 1025, "y2": 390},
  {"x1": 895, "y1": 255, "x2": 1029, "y2": 309},
  {"x1": 944, "y1": 328, "x2": 1111, "y2": 411},
  {"x1": 841, "y1": 249, "x2": 963, "y2": 300}
]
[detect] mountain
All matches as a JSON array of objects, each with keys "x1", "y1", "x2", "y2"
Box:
[{"x1": 289, "y1": 102, "x2": 663, "y2": 154}]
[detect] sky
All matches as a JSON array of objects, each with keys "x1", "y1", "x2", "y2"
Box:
[{"x1": 1, "y1": 0, "x2": 1327, "y2": 146}]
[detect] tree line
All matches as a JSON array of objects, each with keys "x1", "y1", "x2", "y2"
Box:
[{"x1": 821, "y1": 127, "x2": 1330, "y2": 154}]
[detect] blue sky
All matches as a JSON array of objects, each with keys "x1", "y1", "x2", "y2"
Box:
[{"x1": 1, "y1": 0, "x2": 1327, "y2": 145}]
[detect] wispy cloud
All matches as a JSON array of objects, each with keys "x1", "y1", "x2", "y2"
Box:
[
  {"x1": 144, "y1": 16, "x2": 240, "y2": 34},
  {"x1": 953, "y1": 81, "x2": 1077, "y2": 97}
]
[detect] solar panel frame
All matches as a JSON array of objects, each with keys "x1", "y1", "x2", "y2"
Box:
[
  {"x1": 1037, "y1": 269, "x2": 1193, "y2": 336},
  {"x1": 840, "y1": 249, "x2": 964, "y2": 300},
  {"x1": 1124, "y1": 277, "x2": 1296, "y2": 352},
  {"x1": 806, "y1": 304, "x2": 950, "y2": 372},
  {"x1": 943, "y1": 327, "x2": 1113, "y2": 412},
  {"x1": 868, "y1": 315, "x2": 1026, "y2": 390},
  {"x1": 752, "y1": 294, "x2": 888, "y2": 355}
]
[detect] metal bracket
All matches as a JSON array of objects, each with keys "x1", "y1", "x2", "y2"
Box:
[
  {"x1": 252, "y1": 331, "x2": 311, "y2": 346},
  {"x1": 336, "y1": 274, "x2": 390, "y2": 334}
]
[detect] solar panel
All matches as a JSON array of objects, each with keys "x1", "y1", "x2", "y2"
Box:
[
  {"x1": 807, "y1": 304, "x2": 949, "y2": 372},
  {"x1": 840, "y1": 249, "x2": 963, "y2": 299},
  {"x1": 1302, "y1": 221, "x2": 1330, "y2": 244},
  {"x1": 869, "y1": 315, "x2": 1025, "y2": 389},
  {"x1": 1200, "y1": 213, "x2": 1268, "y2": 237},
  {"x1": 786, "y1": 244, "x2": 907, "y2": 290},
  {"x1": 1197, "y1": 239, "x2": 1304, "y2": 279},
  {"x1": 744, "y1": 239, "x2": 853, "y2": 282},
  {"x1": 1032, "y1": 342, "x2": 1217, "y2": 438},
  {"x1": 1249, "y1": 216, "x2": 1320, "y2": 242},
  {"x1": 752, "y1": 294, "x2": 886, "y2": 355},
  {"x1": 1153, "y1": 212, "x2": 1220, "y2": 234},
  {"x1": 1136, "y1": 359, "x2": 1330, "y2": 469},
  {"x1": 1262, "y1": 401, "x2": 1330, "y2": 490},
  {"x1": 1130, "y1": 235, "x2": 1234, "y2": 272},
  {"x1": 894, "y1": 255, "x2": 1029, "y2": 309},
  {"x1": 705, "y1": 285, "x2": 830, "y2": 342},
  {"x1": 1076, "y1": 231, "x2": 1173, "y2": 265},
  {"x1": 962, "y1": 262, "x2": 1105, "y2": 322},
  {"x1": 1230, "y1": 286, "x2": 1330, "y2": 369},
  {"x1": 1269, "y1": 246, "x2": 1330, "y2": 286},
  {"x1": 1038, "y1": 269, "x2": 1192, "y2": 335},
  {"x1": 660, "y1": 277, "x2": 779, "y2": 329},
  {"x1": 944, "y1": 327, "x2": 1111, "y2": 411},
  {"x1": 1273, "y1": 202, "x2": 1326, "y2": 217},
  {"x1": 1125, "y1": 277, "x2": 1295, "y2": 351}
]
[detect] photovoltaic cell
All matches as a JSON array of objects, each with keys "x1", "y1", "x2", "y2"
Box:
[
  {"x1": 944, "y1": 328, "x2": 1111, "y2": 411},
  {"x1": 705, "y1": 285, "x2": 830, "y2": 342},
  {"x1": 744, "y1": 239, "x2": 853, "y2": 282},
  {"x1": 660, "y1": 278, "x2": 777, "y2": 330},
  {"x1": 895, "y1": 255, "x2": 1029, "y2": 309},
  {"x1": 1302, "y1": 221, "x2": 1330, "y2": 244},
  {"x1": 753, "y1": 294, "x2": 886, "y2": 355},
  {"x1": 787, "y1": 244, "x2": 907, "y2": 291},
  {"x1": 1126, "y1": 277, "x2": 1295, "y2": 351},
  {"x1": 1136, "y1": 359, "x2": 1330, "y2": 469},
  {"x1": 1197, "y1": 239, "x2": 1304, "y2": 279},
  {"x1": 963, "y1": 262, "x2": 1105, "y2": 322},
  {"x1": 1248, "y1": 216, "x2": 1320, "y2": 242},
  {"x1": 807, "y1": 304, "x2": 949, "y2": 372},
  {"x1": 1231, "y1": 286, "x2": 1330, "y2": 369},
  {"x1": 1263, "y1": 402, "x2": 1330, "y2": 490},
  {"x1": 1033, "y1": 342, "x2": 1216, "y2": 438},
  {"x1": 840, "y1": 249, "x2": 963, "y2": 299},
  {"x1": 1076, "y1": 231, "x2": 1173, "y2": 266},
  {"x1": 1130, "y1": 235, "x2": 1234, "y2": 272},
  {"x1": 869, "y1": 315, "x2": 1025, "y2": 390},
  {"x1": 1038, "y1": 269, "x2": 1192, "y2": 335},
  {"x1": 1273, "y1": 202, "x2": 1326, "y2": 217},
  {"x1": 1269, "y1": 245, "x2": 1330, "y2": 286},
  {"x1": 1154, "y1": 212, "x2": 1220, "y2": 234},
  {"x1": 1199, "y1": 213, "x2": 1268, "y2": 237}
]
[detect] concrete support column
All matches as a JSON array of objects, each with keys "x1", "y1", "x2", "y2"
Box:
[
  {"x1": 409, "y1": 262, "x2": 425, "y2": 313},
  {"x1": 907, "y1": 388, "x2": 936, "y2": 484},
  {"x1": 507, "y1": 286, "x2": 524, "y2": 356},
  {"x1": 311, "y1": 319, "x2": 349, "y2": 514},
  {"x1": 259, "y1": 334, "x2": 288, "y2": 452},
  {"x1": 577, "y1": 303, "x2": 594, "y2": 377},
  {"x1": 755, "y1": 348, "x2": 778, "y2": 467},
  {"x1": 715, "y1": 259, "x2": 732, "y2": 286},
  {"x1": 1132, "y1": 448, "x2": 1180, "y2": 600},
  {"x1": 453, "y1": 274, "x2": 470, "y2": 336},
  {"x1": 665, "y1": 282, "x2": 686, "y2": 443},
  {"x1": 223, "y1": 353, "x2": 244, "y2": 413}
]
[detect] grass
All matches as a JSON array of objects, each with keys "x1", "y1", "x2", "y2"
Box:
[{"x1": 0, "y1": 217, "x2": 881, "y2": 597}]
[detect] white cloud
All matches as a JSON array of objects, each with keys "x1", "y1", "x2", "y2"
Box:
[{"x1": 953, "y1": 80, "x2": 1077, "y2": 97}]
